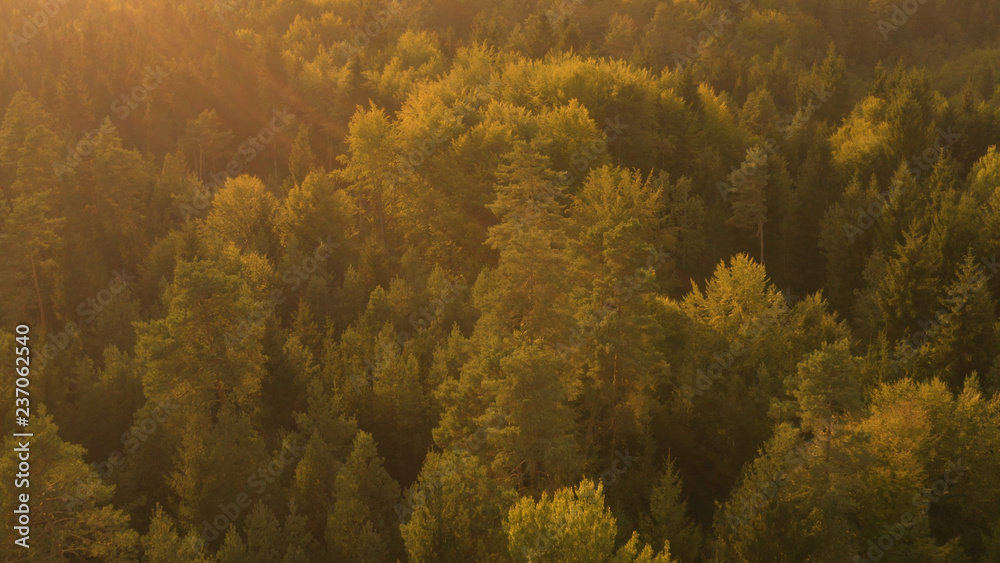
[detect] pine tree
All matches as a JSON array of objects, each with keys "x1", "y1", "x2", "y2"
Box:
[
  {"x1": 135, "y1": 259, "x2": 268, "y2": 419},
  {"x1": 783, "y1": 339, "x2": 862, "y2": 457},
  {"x1": 400, "y1": 450, "x2": 516, "y2": 562},
  {"x1": 570, "y1": 165, "x2": 669, "y2": 464},
  {"x1": 0, "y1": 191, "x2": 64, "y2": 332},
  {"x1": 639, "y1": 459, "x2": 702, "y2": 562},
  {"x1": 435, "y1": 146, "x2": 582, "y2": 492},
  {"x1": 287, "y1": 124, "x2": 317, "y2": 189},
  {"x1": 913, "y1": 253, "x2": 1000, "y2": 387},
  {"x1": 204, "y1": 175, "x2": 282, "y2": 261},
  {"x1": 215, "y1": 503, "x2": 282, "y2": 563},
  {"x1": 141, "y1": 505, "x2": 213, "y2": 563},
  {"x1": 505, "y1": 479, "x2": 674, "y2": 562},
  {"x1": 168, "y1": 407, "x2": 270, "y2": 544},
  {"x1": 0, "y1": 406, "x2": 139, "y2": 560},
  {"x1": 726, "y1": 147, "x2": 769, "y2": 264},
  {"x1": 289, "y1": 379, "x2": 358, "y2": 538},
  {"x1": 182, "y1": 109, "x2": 234, "y2": 182},
  {"x1": 278, "y1": 170, "x2": 354, "y2": 258},
  {"x1": 325, "y1": 431, "x2": 403, "y2": 561}
]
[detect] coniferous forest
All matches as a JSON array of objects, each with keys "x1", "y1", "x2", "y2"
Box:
[{"x1": 2, "y1": 0, "x2": 1000, "y2": 561}]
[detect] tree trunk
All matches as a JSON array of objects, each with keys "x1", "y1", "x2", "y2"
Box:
[
  {"x1": 758, "y1": 220, "x2": 764, "y2": 264},
  {"x1": 29, "y1": 253, "x2": 47, "y2": 333},
  {"x1": 610, "y1": 349, "x2": 619, "y2": 452}
]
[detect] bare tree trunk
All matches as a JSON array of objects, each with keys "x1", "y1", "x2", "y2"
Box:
[
  {"x1": 758, "y1": 220, "x2": 764, "y2": 264},
  {"x1": 29, "y1": 253, "x2": 47, "y2": 333},
  {"x1": 610, "y1": 350, "x2": 619, "y2": 452}
]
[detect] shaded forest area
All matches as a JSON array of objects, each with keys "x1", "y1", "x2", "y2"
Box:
[{"x1": 2, "y1": 0, "x2": 1000, "y2": 560}]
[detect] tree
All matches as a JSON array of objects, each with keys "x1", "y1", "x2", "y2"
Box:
[
  {"x1": 0, "y1": 191, "x2": 64, "y2": 332},
  {"x1": 739, "y1": 88, "x2": 779, "y2": 138},
  {"x1": 182, "y1": 109, "x2": 234, "y2": 181},
  {"x1": 0, "y1": 91, "x2": 65, "y2": 331},
  {"x1": 204, "y1": 175, "x2": 282, "y2": 261},
  {"x1": 505, "y1": 480, "x2": 674, "y2": 562},
  {"x1": 152, "y1": 151, "x2": 201, "y2": 235},
  {"x1": 726, "y1": 147, "x2": 769, "y2": 264},
  {"x1": 484, "y1": 337, "x2": 582, "y2": 490},
  {"x1": 656, "y1": 254, "x2": 795, "y2": 520},
  {"x1": 602, "y1": 14, "x2": 639, "y2": 61},
  {"x1": 480, "y1": 145, "x2": 576, "y2": 340},
  {"x1": 215, "y1": 500, "x2": 322, "y2": 562},
  {"x1": 88, "y1": 120, "x2": 156, "y2": 267},
  {"x1": 135, "y1": 259, "x2": 268, "y2": 419},
  {"x1": 639, "y1": 459, "x2": 702, "y2": 562},
  {"x1": 288, "y1": 380, "x2": 358, "y2": 540},
  {"x1": 0, "y1": 406, "x2": 139, "y2": 561},
  {"x1": 0, "y1": 91, "x2": 57, "y2": 190},
  {"x1": 278, "y1": 169, "x2": 354, "y2": 278},
  {"x1": 141, "y1": 505, "x2": 213, "y2": 563},
  {"x1": 400, "y1": 451, "x2": 516, "y2": 562},
  {"x1": 287, "y1": 123, "x2": 317, "y2": 189},
  {"x1": 325, "y1": 432, "x2": 403, "y2": 561},
  {"x1": 865, "y1": 228, "x2": 944, "y2": 343},
  {"x1": 570, "y1": 166, "x2": 671, "y2": 463},
  {"x1": 780, "y1": 339, "x2": 863, "y2": 458},
  {"x1": 215, "y1": 503, "x2": 283, "y2": 563},
  {"x1": 434, "y1": 146, "x2": 582, "y2": 492},
  {"x1": 168, "y1": 407, "x2": 270, "y2": 543},
  {"x1": 910, "y1": 253, "x2": 1000, "y2": 388}
]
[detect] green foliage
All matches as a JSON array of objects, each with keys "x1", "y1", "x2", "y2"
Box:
[
  {"x1": 505, "y1": 480, "x2": 675, "y2": 562},
  {"x1": 0, "y1": 407, "x2": 139, "y2": 561},
  {"x1": 401, "y1": 450, "x2": 516, "y2": 562},
  {"x1": 6, "y1": 1, "x2": 1000, "y2": 560}
]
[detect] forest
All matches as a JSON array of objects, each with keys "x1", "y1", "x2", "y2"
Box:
[{"x1": 2, "y1": 0, "x2": 1000, "y2": 561}]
